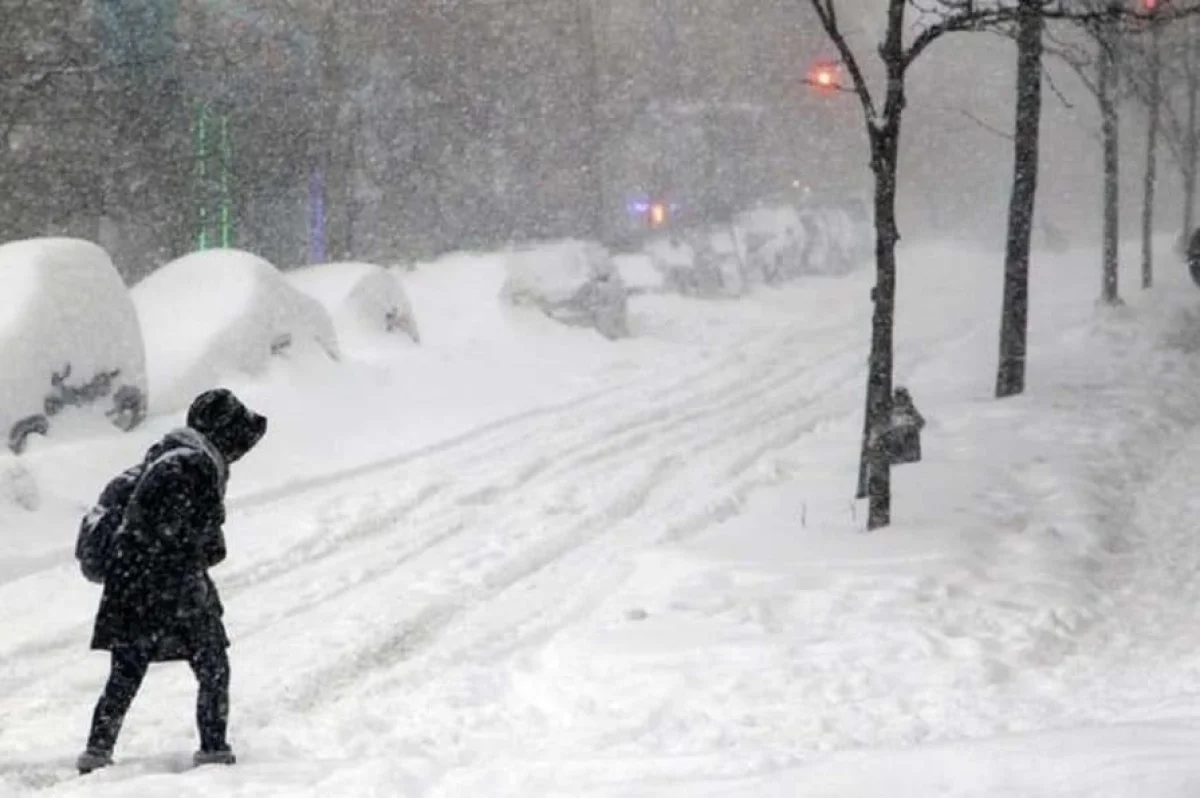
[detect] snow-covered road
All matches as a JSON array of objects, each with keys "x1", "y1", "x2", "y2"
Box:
[{"x1": 6, "y1": 242, "x2": 1200, "y2": 796}]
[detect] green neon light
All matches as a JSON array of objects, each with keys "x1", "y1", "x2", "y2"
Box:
[
  {"x1": 220, "y1": 114, "x2": 232, "y2": 247},
  {"x1": 196, "y1": 103, "x2": 209, "y2": 250}
]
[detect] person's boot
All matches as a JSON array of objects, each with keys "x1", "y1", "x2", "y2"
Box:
[
  {"x1": 76, "y1": 748, "x2": 113, "y2": 774},
  {"x1": 193, "y1": 747, "x2": 236, "y2": 767}
]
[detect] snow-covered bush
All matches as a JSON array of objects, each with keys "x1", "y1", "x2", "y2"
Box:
[
  {"x1": 0, "y1": 238, "x2": 148, "y2": 453},
  {"x1": 287, "y1": 262, "x2": 420, "y2": 346},
  {"x1": 501, "y1": 240, "x2": 629, "y2": 339},
  {"x1": 132, "y1": 249, "x2": 340, "y2": 413}
]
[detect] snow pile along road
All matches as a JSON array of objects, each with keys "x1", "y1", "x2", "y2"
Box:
[{"x1": 4, "y1": 240, "x2": 1200, "y2": 796}]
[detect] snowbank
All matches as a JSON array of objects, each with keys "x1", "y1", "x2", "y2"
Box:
[
  {"x1": 287, "y1": 262, "x2": 420, "y2": 347},
  {"x1": 132, "y1": 249, "x2": 340, "y2": 414},
  {"x1": 0, "y1": 238, "x2": 146, "y2": 454},
  {"x1": 501, "y1": 239, "x2": 629, "y2": 339}
]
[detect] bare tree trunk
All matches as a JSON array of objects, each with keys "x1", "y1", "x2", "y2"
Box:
[
  {"x1": 997, "y1": 0, "x2": 1043, "y2": 398},
  {"x1": 1099, "y1": 22, "x2": 1121, "y2": 305},
  {"x1": 1184, "y1": 51, "x2": 1199, "y2": 242},
  {"x1": 859, "y1": 6, "x2": 909, "y2": 531},
  {"x1": 865, "y1": 122, "x2": 899, "y2": 530},
  {"x1": 1142, "y1": 22, "x2": 1161, "y2": 290}
]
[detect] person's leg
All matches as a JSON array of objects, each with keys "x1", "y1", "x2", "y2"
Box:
[
  {"x1": 81, "y1": 644, "x2": 151, "y2": 769},
  {"x1": 188, "y1": 644, "x2": 231, "y2": 755}
]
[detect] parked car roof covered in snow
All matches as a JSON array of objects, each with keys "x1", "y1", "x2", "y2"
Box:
[
  {"x1": 0, "y1": 238, "x2": 147, "y2": 453},
  {"x1": 132, "y1": 249, "x2": 340, "y2": 414},
  {"x1": 287, "y1": 262, "x2": 420, "y2": 345}
]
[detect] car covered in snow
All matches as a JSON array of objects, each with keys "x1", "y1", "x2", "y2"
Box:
[
  {"x1": 132, "y1": 249, "x2": 340, "y2": 414},
  {"x1": 734, "y1": 202, "x2": 870, "y2": 282},
  {"x1": 286, "y1": 261, "x2": 420, "y2": 347},
  {"x1": 0, "y1": 238, "x2": 147, "y2": 453},
  {"x1": 501, "y1": 240, "x2": 629, "y2": 340}
]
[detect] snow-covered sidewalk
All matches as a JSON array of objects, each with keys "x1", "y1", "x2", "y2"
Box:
[{"x1": 5, "y1": 241, "x2": 1200, "y2": 796}]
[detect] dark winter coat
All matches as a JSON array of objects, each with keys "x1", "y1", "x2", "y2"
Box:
[{"x1": 90, "y1": 389, "x2": 266, "y2": 662}]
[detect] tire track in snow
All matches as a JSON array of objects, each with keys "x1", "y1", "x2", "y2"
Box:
[
  {"x1": 0, "y1": 328, "x2": 803, "y2": 687},
  {"x1": 249, "y1": 313, "x2": 982, "y2": 733},
  {"x1": 0, "y1": 322, "x2": 854, "y2": 738},
  {"x1": 232, "y1": 339, "x2": 868, "y2": 718}
]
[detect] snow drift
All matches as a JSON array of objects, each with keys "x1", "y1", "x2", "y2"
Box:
[
  {"x1": 501, "y1": 239, "x2": 629, "y2": 339},
  {"x1": 132, "y1": 249, "x2": 340, "y2": 414},
  {"x1": 287, "y1": 262, "x2": 420, "y2": 347},
  {"x1": 0, "y1": 238, "x2": 146, "y2": 454}
]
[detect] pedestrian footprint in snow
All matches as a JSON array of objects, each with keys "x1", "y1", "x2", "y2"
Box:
[
  {"x1": 75, "y1": 389, "x2": 267, "y2": 775},
  {"x1": 887, "y1": 386, "x2": 925, "y2": 465}
]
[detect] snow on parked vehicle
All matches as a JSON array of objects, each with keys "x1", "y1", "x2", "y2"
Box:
[
  {"x1": 736, "y1": 201, "x2": 870, "y2": 282},
  {"x1": 132, "y1": 249, "x2": 340, "y2": 414},
  {"x1": 287, "y1": 261, "x2": 420, "y2": 347},
  {"x1": 0, "y1": 238, "x2": 147, "y2": 454},
  {"x1": 501, "y1": 239, "x2": 629, "y2": 339}
]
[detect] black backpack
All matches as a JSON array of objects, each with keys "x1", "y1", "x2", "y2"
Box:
[{"x1": 75, "y1": 465, "x2": 143, "y2": 583}]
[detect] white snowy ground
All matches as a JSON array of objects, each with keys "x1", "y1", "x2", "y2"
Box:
[{"x1": 5, "y1": 240, "x2": 1200, "y2": 796}]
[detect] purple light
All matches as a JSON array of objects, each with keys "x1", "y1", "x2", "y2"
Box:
[{"x1": 309, "y1": 169, "x2": 326, "y2": 263}]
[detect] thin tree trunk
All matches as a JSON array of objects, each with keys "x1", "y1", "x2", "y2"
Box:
[
  {"x1": 1184, "y1": 58, "x2": 1199, "y2": 241},
  {"x1": 997, "y1": 0, "x2": 1043, "y2": 398},
  {"x1": 1176, "y1": 28, "x2": 1195, "y2": 246},
  {"x1": 1099, "y1": 23, "x2": 1121, "y2": 305},
  {"x1": 1142, "y1": 22, "x2": 1161, "y2": 290},
  {"x1": 856, "y1": 362, "x2": 871, "y2": 499},
  {"x1": 853, "y1": 1, "x2": 907, "y2": 531},
  {"x1": 865, "y1": 122, "x2": 899, "y2": 530}
]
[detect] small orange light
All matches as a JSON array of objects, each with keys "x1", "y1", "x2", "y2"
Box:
[
  {"x1": 650, "y1": 203, "x2": 667, "y2": 227},
  {"x1": 809, "y1": 61, "x2": 840, "y2": 92}
]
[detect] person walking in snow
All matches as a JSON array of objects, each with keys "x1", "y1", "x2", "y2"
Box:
[{"x1": 76, "y1": 389, "x2": 267, "y2": 774}]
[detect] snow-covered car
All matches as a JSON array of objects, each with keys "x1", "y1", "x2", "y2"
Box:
[
  {"x1": 501, "y1": 240, "x2": 629, "y2": 339},
  {"x1": 642, "y1": 233, "x2": 743, "y2": 298},
  {"x1": 612, "y1": 252, "x2": 667, "y2": 296},
  {"x1": 735, "y1": 205, "x2": 807, "y2": 284},
  {"x1": 0, "y1": 238, "x2": 147, "y2": 454},
  {"x1": 132, "y1": 249, "x2": 340, "y2": 414},
  {"x1": 287, "y1": 262, "x2": 420, "y2": 347},
  {"x1": 736, "y1": 201, "x2": 870, "y2": 281}
]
